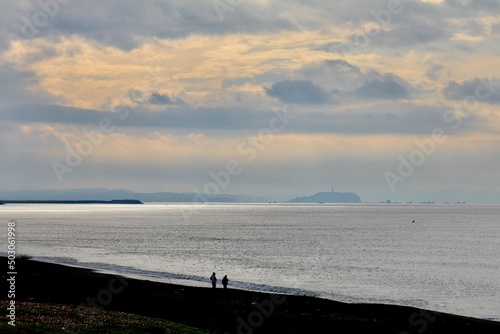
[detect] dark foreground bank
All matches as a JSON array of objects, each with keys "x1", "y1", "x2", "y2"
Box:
[{"x1": 1, "y1": 257, "x2": 499, "y2": 334}]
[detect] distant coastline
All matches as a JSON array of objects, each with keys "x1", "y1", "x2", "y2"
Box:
[
  {"x1": 288, "y1": 191, "x2": 361, "y2": 203},
  {"x1": 0, "y1": 199, "x2": 143, "y2": 204},
  {"x1": 1, "y1": 188, "x2": 499, "y2": 204}
]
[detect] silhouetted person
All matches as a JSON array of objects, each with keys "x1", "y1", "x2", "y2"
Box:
[
  {"x1": 222, "y1": 275, "x2": 229, "y2": 289},
  {"x1": 210, "y1": 272, "x2": 217, "y2": 288}
]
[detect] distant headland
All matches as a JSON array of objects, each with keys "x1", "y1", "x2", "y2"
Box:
[
  {"x1": 0, "y1": 188, "x2": 364, "y2": 204},
  {"x1": 288, "y1": 191, "x2": 361, "y2": 203},
  {"x1": 1, "y1": 187, "x2": 499, "y2": 204}
]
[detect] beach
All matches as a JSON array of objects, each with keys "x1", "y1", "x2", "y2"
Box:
[{"x1": 1, "y1": 257, "x2": 499, "y2": 333}]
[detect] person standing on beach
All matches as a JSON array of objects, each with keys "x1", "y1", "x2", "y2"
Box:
[
  {"x1": 222, "y1": 275, "x2": 229, "y2": 289},
  {"x1": 210, "y1": 272, "x2": 217, "y2": 288}
]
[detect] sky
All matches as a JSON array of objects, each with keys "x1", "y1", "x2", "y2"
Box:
[{"x1": 1, "y1": 0, "x2": 499, "y2": 201}]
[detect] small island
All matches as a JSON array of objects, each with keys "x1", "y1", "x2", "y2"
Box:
[{"x1": 288, "y1": 191, "x2": 361, "y2": 203}]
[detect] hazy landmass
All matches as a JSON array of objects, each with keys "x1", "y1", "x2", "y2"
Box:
[
  {"x1": 1, "y1": 188, "x2": 499, "y2": 204},
  {"x1": 0, "y1": 188, "x2": 252, "y2": 203},
  {"x1": 288, "y1": 191, "x2": 361, "y2": 203}
]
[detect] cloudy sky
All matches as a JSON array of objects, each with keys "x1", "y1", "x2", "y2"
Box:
[{"x1": 1, "y1": 0, "x2": 499, "y2": 201}]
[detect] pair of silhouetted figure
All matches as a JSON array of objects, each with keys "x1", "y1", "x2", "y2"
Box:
[{"x1": 210, "y1": 272, "x2": 229, "y2": 289}]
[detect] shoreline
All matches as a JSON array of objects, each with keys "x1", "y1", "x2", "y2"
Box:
[
  {"x1": 21, "y1": 256, "x2": 498, "y2": 321},
  {"x1": 17, "y1": 255, "x2": 321, "y2": 296},
  {"x1": 2, "y1": 257, "x2": 500, "y2": 333}
]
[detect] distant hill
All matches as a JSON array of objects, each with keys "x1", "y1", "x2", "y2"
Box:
[
  {"x1": 0, "y1": 188, "x2": 263, "y2": 203},
  {"x1": 288, "y1": 191, "x2": 361, "y2": 203}
]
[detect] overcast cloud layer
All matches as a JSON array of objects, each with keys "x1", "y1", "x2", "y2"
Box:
[{"x1": 1, "y1": 0, "x2": 499, "y2": 201}]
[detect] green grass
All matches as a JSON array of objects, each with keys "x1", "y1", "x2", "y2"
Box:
[{"x1": 0, "y1": 301, "x2": 211, "y2": 334}]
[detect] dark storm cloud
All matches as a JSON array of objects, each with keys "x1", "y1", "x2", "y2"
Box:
[
  {"x1": 282, "y1": 60, "x2": 418, "y2": 102},
  {"x1": 354, "y1": 74, "x2": 410, "y2": 100},
  {"x1": 0, "y1": 28, "x2": 13, "y2": 52},
  {"x1": 326, "y1": 0, "x2": 497, "y2": 51},
  {"x1": 292, "y1": 103, "x2": 482, "y2": 135},
  {"x1": 299, "y1": 59, "x2": 361, "y2": 79},
  {"x1": 296, "y1": 59, "x2": 364, "y2": 90},
  {"x1": 462, "y1": 20, "x2": 485, "y2": 37},
  {"x1": 0, "y1": 64, "x2": 54, "y2": 106},
  {"x1": 443, "y1": 77, "x2": 500, "y2": 104},
  {"x1": 0, "y1": 102, "x2": 484, "y2": 136},
  {"x1": 1, "y1": 0, "x2": 297, "y2": 51},
  {"x1": 1, "y1": 0, "x2": 468, "y2": 52},
  {"x1": 316, "y1": 0, "x2": 454, "y2": 51},
  {"x1": 493, "y1": 23, "x2": 500, "y2": 34},
  {"x1": 370, "y1": 23, "x2": 451, "y2": 48},
  {"x1": 148, "y1": 93, "x2": 184, "y2": 105},
  {"x1": 445, "y1": 0, "x2": 500, "y2": 12},
  {"x1": 0, "y1": 104, "x2": 270, "y2": 131},
  {"x1": 264, "y1": 80, "x2": 332, "y2": 105},
  {"x1": 427, "y1": 64, "x2": 446, "y2": 81},
  {"x1": 316, "y1": 42, "x2": 347, "y2": 54}
]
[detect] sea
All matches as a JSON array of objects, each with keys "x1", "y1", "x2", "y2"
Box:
[{"x1": 1, "y1": 203, "x2": 499, "y2": 321}]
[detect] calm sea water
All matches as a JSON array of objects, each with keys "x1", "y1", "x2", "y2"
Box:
[{"x1": 1, "y1": 203, "x2": 499, "y2": 321}]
